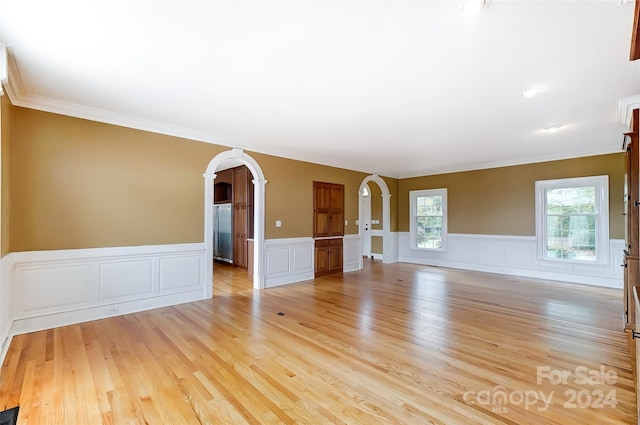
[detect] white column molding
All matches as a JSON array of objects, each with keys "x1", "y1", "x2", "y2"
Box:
[
  {"x1": 381, "y1": 192, "x2": 393, "y2": 264},
  {"x1": 252, "y1": 177, "x2": 268, "y2": 289},
  {"x1": 202, "y1": 173, "x2": 215, "y2": 298}
]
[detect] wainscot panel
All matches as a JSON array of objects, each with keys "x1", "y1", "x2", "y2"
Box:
[
  {"x1": 4, "y1": 243, "x2": 206, "y2": 348},
  {"x1": 398, "y1": 233, "x2": 624, "y2": 288},
  {"x1": 343, "y1": 235, "x2": 361, "y2": 272},
  {"x1": 264, "y1": 238, "x2": 315, "y2": 288}
]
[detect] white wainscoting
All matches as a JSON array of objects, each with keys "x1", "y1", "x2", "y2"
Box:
[
  {"x1": 0, "y1": 254, "x2": 12, "y2": 366},
  {"x1": 264, "y1": 236, "x2": 363, "y2": 287},
  {"x1": 264, "y1": 238, "x2": 315, "y2": 288},
  {"x1": 398, "y1": 233, "x2": 624, "y2": 288},
  {"x1": 0, "y1": 243, "x2": 206, "y2": 364},
  {"x1": 343, "y1": 235, "x2": 361, "y2": 272}
]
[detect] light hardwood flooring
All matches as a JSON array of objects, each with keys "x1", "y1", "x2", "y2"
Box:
[{"x1": 0, "y1": 260, "x2": 636, "y2": 424}]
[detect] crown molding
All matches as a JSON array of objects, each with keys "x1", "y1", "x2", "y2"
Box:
[
  {"x1": 4, "y1": 50, "x2": 26, "y2": 101},
  {"x1": 9, "y1": 91, "x2": 242, "y2": 149},
  {"x1": 3, "y1": 48, "x2": 244, "y2": 149},
  {"x1": 617, "y1": 94, "x2": 640, "y2": 126}
]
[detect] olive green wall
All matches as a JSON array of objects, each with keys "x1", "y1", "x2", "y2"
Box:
[
  {"x1": 369, "y1": 182, "x2": 382, "y2": 230},
  {"x1": 1, "y1": 95, "x2": 10, "y2": 257},
  {"x1": 10, "y1": 106, "x2": 397, "y2": 251},
  {"x1": 11, "y1": 107, "x2": 226, "y2": 251},
  {"x1": 6, "y1": 104, "x2": 624, "y2": 252},
  {"x1": 249, "y1": 152, "x2": 372, "y2": 238},
  {"x1": 371, "y1": 236, "x2": 383, "y2": 254},
  {"x1": 398, "y1": 154, "x2": 624, "y2": 239}
]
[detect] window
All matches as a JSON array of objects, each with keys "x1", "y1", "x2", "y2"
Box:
[
  {"x1": 535, "y1": 176, "x2": 609, "y2": 264},
  {"x1": 410, "y1": 189, "x2": 447, "y2": 250}
]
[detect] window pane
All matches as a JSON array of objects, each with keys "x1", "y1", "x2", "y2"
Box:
[
  {"x1": 413, "y1": 191, "x2": 446, "y2": 250},
  {"x1": 546, "y1": 187, "x2": 595, "y2": 214},
  {"x1": 545, "y1": 186, "x2": 597, "y2": 261}
]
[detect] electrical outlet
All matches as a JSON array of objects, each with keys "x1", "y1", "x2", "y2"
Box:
[{"x1": 107, "y1": 307, "x2": 119, "y2": 315}]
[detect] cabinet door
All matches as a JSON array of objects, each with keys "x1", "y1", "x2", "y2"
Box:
[
  {"x1": 328, "y1": 185, "x2": 344, "y2": 236},
  {"x1": 314, "y1": 182, "x2": 344, "y2": 237},
  {"x1": 635, "y1": 288, "x2": 640, "y2": 422},
  {"x1": 315, "y1": 240, "x2": 330, "y2": 274},
  {"x1": 329, "y1": 239, "x2": 343, "y2": 272},
  {"x1": 625, "y1": 256, "x2": 639, "y2": 328},
  {"x1": 314, "y1": 182, "x2": 332, "y2": 237},
  {"x1": 625, "y1": 137, "x2": 640, "y2": 254},
  {"x1": 234, "y1": 166, "x2": 249, "y2": 268}
]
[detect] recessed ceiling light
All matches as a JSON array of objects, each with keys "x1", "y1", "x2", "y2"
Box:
[
  {"x1": 522, "y1": 87, "x2": 543, "y2": 98},
  {"x1": 458, "y1": 0, "x2": 487, "y2": 15},
  {"x1": 543, "y1": 124, "x2": 564, "y2": 133}
]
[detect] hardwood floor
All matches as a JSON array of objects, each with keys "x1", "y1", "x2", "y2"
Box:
[{"x1": 0, "y1": 261, "x2": 636, "y2": 424}]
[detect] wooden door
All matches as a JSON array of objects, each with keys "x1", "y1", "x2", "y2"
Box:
[
  {"x1": 626, "y1": 257, "x2": 639, "y2": 326},
  {"x1": 328, "y1": 185, "x2": 344, "y2": 236},
  {"x1": 314, "y1": 183, "x2": 332, "y2": 237},
  {"x1": 623, "y1": 109, "x2": 639, "y2": 329},
  {"x1": 234, "y1": 166, "x2": 248, "y2": 268},
  {"x1": 313, "y1": 182, "x2": 344, "y2": 237},
  {"x1": 635, "y1": 288, "x2": 640, "y2": 423},
  {"x1": 329, "y1": 239, "x2": 343, "y2": 272},
  {"x1": 314, "y1": 240, "x2": 330, "y2": 275}
]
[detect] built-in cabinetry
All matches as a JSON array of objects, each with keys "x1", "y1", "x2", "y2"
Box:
[
  {"x1": 234, "y1": 166, "x2": 253, "y2": 269},
  {"x1": 213, "y1": 166, "x2": 254, "y2": 269},
  {"x1": 623, "y1": 109, "x2": 639, "y2": 329},
  {"x1": 313, "y1": 182, "x2": 344, "y2": 276}
]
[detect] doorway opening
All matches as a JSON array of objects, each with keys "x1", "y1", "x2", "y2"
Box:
[
  {"x1": 203, "y1": 149, "x2": 266, "y2": 296},
  {"x1": 358, "y1": 174, "x2": 391, "y2": 268}
]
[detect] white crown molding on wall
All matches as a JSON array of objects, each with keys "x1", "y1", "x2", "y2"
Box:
[
  {"x1": 617, "y1": 94, "x2": 640, "y2": 126},
  {"x1": 3, "y1": 49, "x2": 244, "y2": 150},
  {"x1": 3, "y1": 51, "x2": 25, "y2": 101}
]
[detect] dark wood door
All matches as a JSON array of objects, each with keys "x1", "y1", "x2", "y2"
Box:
[
  {"x1": 314, "y1": 239, "x2": 330, "y2": 275},
  {"x1": 623, "y1": 108, "x2": 639, "y2": 329},
  {"x1": 234, "y1": 166, "x2": 248, "y2": 268},
  {"x1": 313, "y1": 182, "x2": 344, "y2": 237}
]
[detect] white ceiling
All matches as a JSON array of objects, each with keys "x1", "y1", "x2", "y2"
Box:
[{"x1": 1, "y1": 0, "x2": 639, "y2": 178}]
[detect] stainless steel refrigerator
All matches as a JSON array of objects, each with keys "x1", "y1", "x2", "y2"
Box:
[{"x1": 213, "y1": 203, "x2": 233, "y2": 263}]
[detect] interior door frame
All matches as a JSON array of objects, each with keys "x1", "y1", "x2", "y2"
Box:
[
  {"x1": 358, "y1": 174, "x2": 391, "y2": 268},
  {"x1": 203, "y1": 149, "x2": 266, "y2": 294}
]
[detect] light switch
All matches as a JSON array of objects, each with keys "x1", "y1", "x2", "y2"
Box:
[
  {"x1": 345, "y1": 220, "x2": 348, "y2": 225},
  {"x1": 275, "y1": 220, "x2": 282, "y2": 227},
  {"x1": 356, "y1": 219, "x2": 360, "y2": 225}
]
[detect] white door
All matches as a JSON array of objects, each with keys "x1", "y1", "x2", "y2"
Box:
[{"x1": 361, "y1": 188, "x2": 371, "y2": 257}]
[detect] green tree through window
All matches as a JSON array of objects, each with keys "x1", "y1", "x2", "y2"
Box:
[
  {"x1": 545, "y1": 186, "x2": 597, "y2": 261},
  {"x1": 416, "y1": 194, "x2": 443, "y2": 249}
]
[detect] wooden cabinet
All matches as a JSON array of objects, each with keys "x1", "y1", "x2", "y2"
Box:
[
  {"x1": 315, "y1": 238, "x2": 343, "y2": 276},
  {"x1": 314, "y1": 182, "x2": 344, "y2": 237},
  {"x1": 234, "y1": 166, "x2": 253, "y2": 269},
  {"x1": 313, "y1": 181, "x2": 344, "y2": 276},
  {"x1": 624, "y1": 108, "x2": 639, "y2": 329},
  {"x1": 214, "y1": 169, "x2": 233, "y2": 203}
]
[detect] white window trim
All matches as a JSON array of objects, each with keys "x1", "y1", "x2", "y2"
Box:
[
  {"x1": 535, "y1": 175, "x2": 609, "y2": 266},
  {"x1": 410, "y1": 188, "x2": 448, "y2": 251}
]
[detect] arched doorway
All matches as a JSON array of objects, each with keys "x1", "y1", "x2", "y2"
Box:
[
  {"x1": 358, "y1": 174, "x2": 392, "y2": 268},
  {"x1": 203, "y1": 149, "x2": 267, "y2": 294}
]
